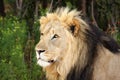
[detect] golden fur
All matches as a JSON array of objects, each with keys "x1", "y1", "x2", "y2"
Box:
[{"x1": 35, "y1": 7, "x2": 120, "y2": 80}]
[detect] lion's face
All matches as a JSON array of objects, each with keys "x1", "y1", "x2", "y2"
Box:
[{"x1": 35, "y1": 20, "x2": 72, "y2": 67}]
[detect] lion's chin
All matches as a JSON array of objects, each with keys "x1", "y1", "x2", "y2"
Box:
[{"x1": 37, "y1": 59, "x2": 55, "y2": 67}]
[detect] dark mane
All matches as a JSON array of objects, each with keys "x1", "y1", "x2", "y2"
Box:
[
  {"x1": 67, "y1": 23, "x2": 120, "y2": 80},
  {"x1": 88, "y1": 23, "x2": 120, "y2": 53}
]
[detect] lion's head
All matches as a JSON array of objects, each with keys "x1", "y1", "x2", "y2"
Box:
[
  {"x1": 36, "y1": 20, "x2": 78, "y2": 67},
  {"x1": 35, "y1": 7, "x2": 89, "y2": 79},
  {"x1": 35, "y1": 7, "x2": 120, "y2": 80}
]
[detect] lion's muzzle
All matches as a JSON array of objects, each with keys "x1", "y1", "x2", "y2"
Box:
[{"x1": 35, "y1": 49, "x2": 56, "y2": 67}]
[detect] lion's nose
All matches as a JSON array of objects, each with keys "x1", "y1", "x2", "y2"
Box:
[{"x1": 37, "y1": 50, "x2": 45, "y2": 55}]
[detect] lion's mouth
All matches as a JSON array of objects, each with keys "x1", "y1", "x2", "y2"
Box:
[
  {"x1": 37, "y1": 57, "x2": 56, "y2": 67},
  {"x1": 38, "y1": 58, "x2": 55, "y2": 63}
]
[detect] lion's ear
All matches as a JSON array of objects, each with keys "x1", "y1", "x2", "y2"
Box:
[
  {"x1": 69, "y1": 19, "x2": 80, "y2": 36},
  {"x1": 70, "y1": 25, "x2": 75, "y2": 34}
]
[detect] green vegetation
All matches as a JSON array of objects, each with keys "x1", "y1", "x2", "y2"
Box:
[
  {"x1": 0, "y1": 16, "x2": 27, "y2": 80},
  {"x1": 0, "y1": 16, "x2": 44, "y2": 80}
]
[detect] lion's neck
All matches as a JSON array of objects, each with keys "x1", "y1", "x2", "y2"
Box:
[
  {"x1": 45, "y1": 64, "x2": 60, "y2": 80},
  {"x1": 66, "y1": 35, "x2": 97, "y2": 80}
]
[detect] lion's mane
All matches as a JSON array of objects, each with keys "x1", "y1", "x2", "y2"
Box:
[{"x1": 37, "y1": 7, "x2": 120, "y2": 80}]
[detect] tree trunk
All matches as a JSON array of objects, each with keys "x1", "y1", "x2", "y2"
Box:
[
  {"x1": 91, "y1": 0, "x2": 98, "y2": 27},
  {"x1": 81, "y1": 0, "x2": 86, "y2": 16},
  {"x1": 0, "y1": 0, "x2": 6, "y2": 17},
  {"x1": 23, "y1": 0, "x2": 36, "y2": 69},
  {"x1": 35, "y1": 0, "x2": 40, "y2": 17},
  {"x1": 16, "y1": 0, "x2": 23, "y2": 16},
  {"x1": 41, "y1": 0, "x2": 48, "y2": 9},
  {"x1": 76, "y1": 0, "x2": 86, "y2": 16}
]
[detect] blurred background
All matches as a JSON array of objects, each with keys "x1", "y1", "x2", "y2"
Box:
[{"x1": 0, "y1": 0, "x2": 120, "y2": 80}]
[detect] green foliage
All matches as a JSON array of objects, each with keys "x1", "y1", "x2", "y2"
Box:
[
  {"x1": 0, "y1": 16, "x2": 28, "y2": 80},
  {"x1": 96, "y1": 0, "x2": 120, "y2": 29},
  {"x1": 0, "y1": 16, "x2": 43, "y2": 80}
]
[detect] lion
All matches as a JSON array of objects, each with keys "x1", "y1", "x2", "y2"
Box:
[{"x1": 35, "y1": 7, "x2": 120, "y2": 80}]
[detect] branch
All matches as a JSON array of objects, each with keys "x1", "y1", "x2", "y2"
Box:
[
  {"x1": 35, "y1": 1, "x2": 40, "y2": 18},
  {"x1": 52, "y1": 0, "x2": 62, "y2": 11},
  {"x1": 16, "y1": 0, "x2": 23, "y2": 10},
  {"x1": 91, "y1": 0, "x2": 99, "y2": 27},
  {"x1": 82, "y1": 0, "x2": 86, "y2": 16},
  {"x1": 48, "y1": 0, "x2": 54, "y2": 12},
  {"x1": 48, "y1": 0, "x2": 62, "y2": 12},
  {"x1": 111, "y1": 15, "x2": 117, "y2": 28}
]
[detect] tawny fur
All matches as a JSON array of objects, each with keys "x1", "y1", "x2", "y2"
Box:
[{"x1": 35, "y1": 7, "x2": 120, "y2": 80}]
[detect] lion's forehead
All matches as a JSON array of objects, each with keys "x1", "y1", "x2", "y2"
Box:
[{"x1": 41, "y1": 20, "x2": 66, "y2": 34}]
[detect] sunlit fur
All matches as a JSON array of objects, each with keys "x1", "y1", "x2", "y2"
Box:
[{"x1": 35, "y1": 7, "x2": 120, "y2": 80}]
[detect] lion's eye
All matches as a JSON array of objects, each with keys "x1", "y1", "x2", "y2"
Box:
[{"x1": 51, "y1": 34, "x2": 59, "y2": 40}]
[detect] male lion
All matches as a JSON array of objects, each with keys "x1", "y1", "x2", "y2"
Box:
[{"x1": 35, "y1": 7, "x2": 120, "y2": 80}]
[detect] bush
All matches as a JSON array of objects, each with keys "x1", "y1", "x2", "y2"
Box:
[
  {"x1": 0, "y1": 16, "x2": 28, "y2": 80},
  {"x1": 0, "y1": 16, "x2": 44, "y2": 80}
]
